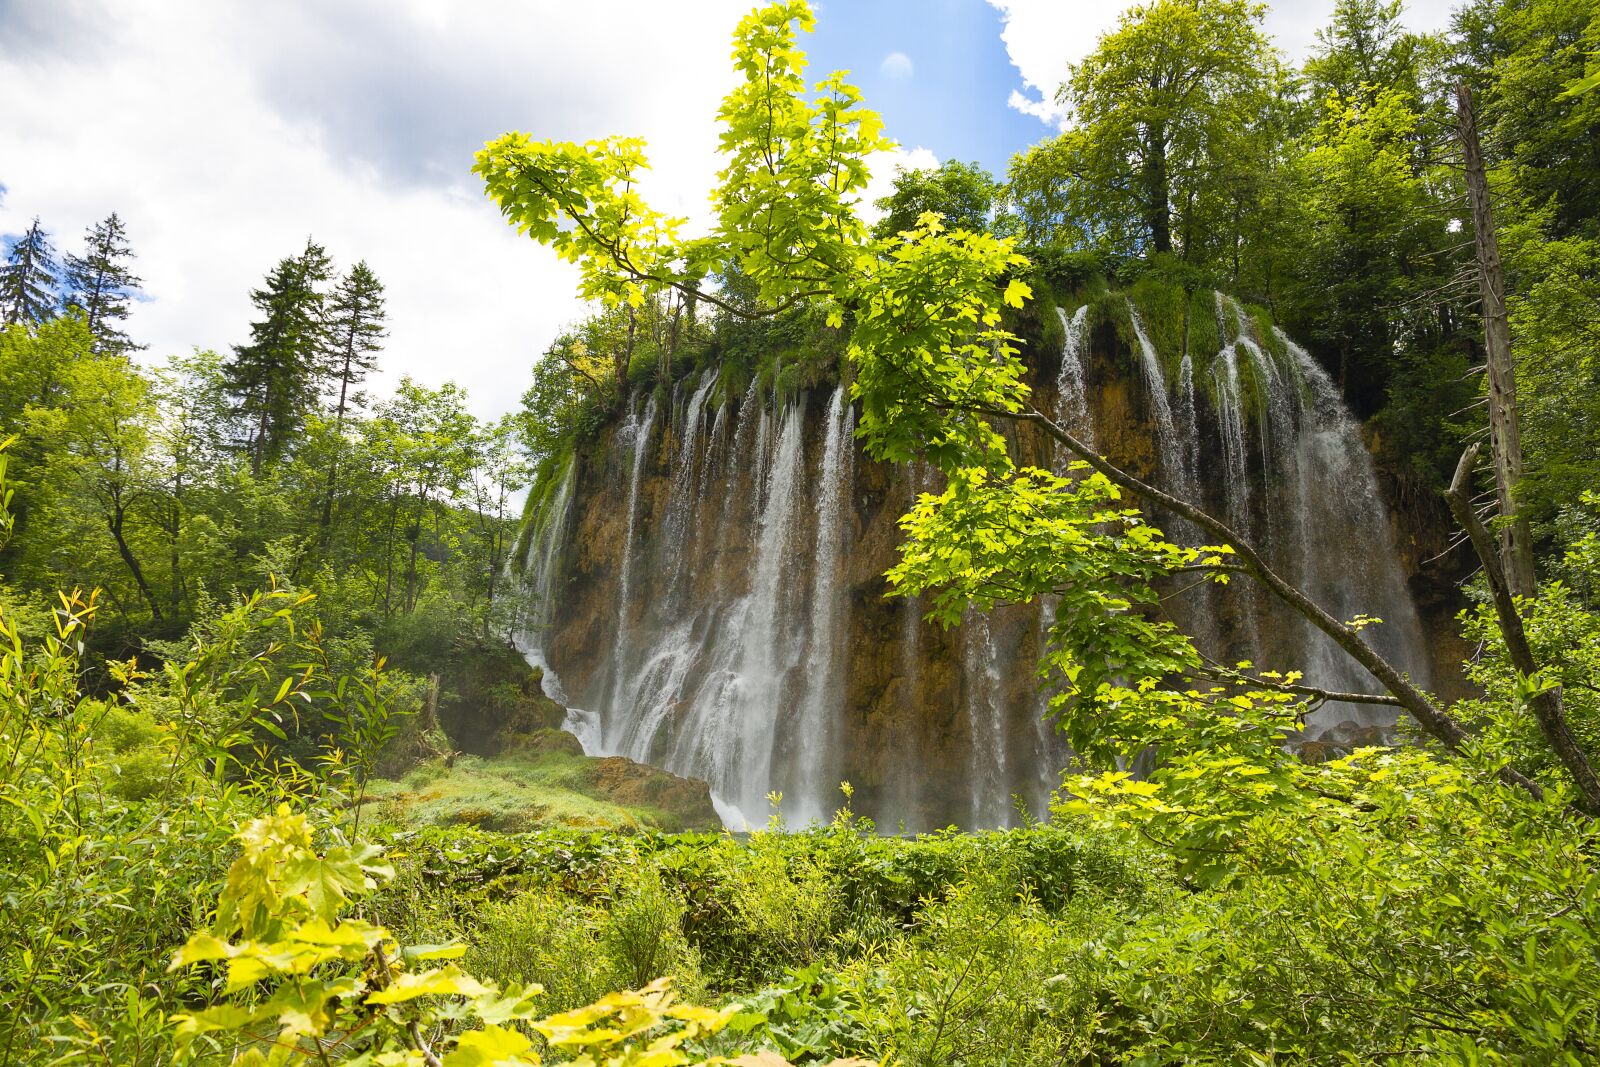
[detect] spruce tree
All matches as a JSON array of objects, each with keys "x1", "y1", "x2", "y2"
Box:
[
  {"x1": 0, "y1": 217, "x2": 60, "y2": 327},
  {"x1": 321, "y1": 261, "x2": 386, "y2": 425},
  {"x1": 62, "y1": 212, "x2": 144, "y2": 354},
  {"x1": 317, "y1": 261, "x2": 386, "y2": 539},
  {"x1": 222, "y1": 238, "x2": 332, "y2": 473}
]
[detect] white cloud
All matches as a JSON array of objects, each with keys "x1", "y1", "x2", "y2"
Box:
[
  {"x1": 985, "y1": 0, "x2": 1463, "y2": 130},
  {"x1": 879, "y1": 51, "x2": 914, "y2": 80},
  {"x1": 0, "y1": 0, "x2": 751, "y2": 419}
]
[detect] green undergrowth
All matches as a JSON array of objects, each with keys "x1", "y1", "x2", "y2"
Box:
[
  {"x1": 359, "y1": 780, "x2": 1600, "y2": 1064},
  {"x1": 367, "y1": 747, "x2": 704, "y2": 834}
]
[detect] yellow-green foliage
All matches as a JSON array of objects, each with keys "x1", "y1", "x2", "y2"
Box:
[
  {"x1": 469, "y1": 869, "x2": 704, "y2": 1015},
  {"x1": 169, "y1": 806, "x2": 865, "y2": 1066},
  {"x1": 92, "y1": 703, "x2": 189, "y2": 801}
]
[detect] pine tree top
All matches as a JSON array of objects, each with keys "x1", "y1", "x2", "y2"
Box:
[
  {"x1": 63, "y1": 212, "x2": 145, "y2": 354},
  {"x1": 1, "y1": 217, "x2": 61, "y2": 328}
]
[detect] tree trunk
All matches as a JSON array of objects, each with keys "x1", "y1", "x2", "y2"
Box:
[
  {"x1": 1447, "y1": 444, "x2": 1600, "y2": 814},
  {"x1": 109, "y1": 505, "x2": 163, "y2": 623},
  {"x1": 1143, "y1": 123, "x2": 1172, "y2": 255},
  {"x1": 1456, "y1": 80, "x2": 1536, "y2": 599}
]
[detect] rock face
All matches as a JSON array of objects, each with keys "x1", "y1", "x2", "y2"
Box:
[{"x1": 518, "y1": 285, "x2": 1455, "y2": 832}]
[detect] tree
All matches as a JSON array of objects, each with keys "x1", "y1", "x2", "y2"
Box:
[
  {"x1": 0, "y1": 314, "x2": 96, "y2": 427},
  {"x1": 1287, "y1": 86, "x2": 1448, "y2": 403},
  {"x1": 222, "y1": 239, "x2": 331, "y2": 473},
  {"x1": 371, "y1": 379, "x2": 475, "y2": 615},
  {"x1": 871, "y1": 160, "x2": 999, "y2": 240},
  {"x1": 462, "y1": 414, "x2": 531, "y2": 634},
  {"x1": 317, "y1": 261, "x2": 386, "y2": 540},
  {"x1": 61, "y1": 212, "x2": 143, "y2": 354},
  {"x1": 24, "y1": 357, "x2": 168, "y2": 621},
  {"x1": 1044, "y1": 0, "x2": 1279, "y2": 258},
  {"x1": 0, "y1": 217, "x2": 59, "y2": 327},
  {"x1": 321, "y1": 261, "x2": 386, "y2": 424},
  {"x1": 1305, "y1": 0, "x2": 1426, "y2": 107},
  {"x1": 478, "y1": 0, "x2": 1593, "y2": 813},
  {"x1": 1453, "y1": 0, "x2": 1600, "y2": 242},
  {"x1": 149, "y1": 350, "x2": 232, "y2": 618}
]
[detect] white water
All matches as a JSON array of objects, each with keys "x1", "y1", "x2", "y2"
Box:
[
  {"x1": 788, "y1": 386, "x2": 855, "y2": 824},
  {"x1": 1053, "y1": 304, "x2": 1093, "y2": 454},
  {"x1": 518, "y1": 297, "x2": 1434, "y2": 828},
  {"x1": 1278, "y1": 330, "x2": 1427, "y2": 735},
  {"x1": 962, "y1": 609, "x2": 1011, "y2": 828}
]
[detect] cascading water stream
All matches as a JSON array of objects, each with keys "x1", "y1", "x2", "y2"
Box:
[
  {"x1": 603, "y1": 394, "x2": 659, "y2": 724},
  {"x1": 731, "y1": 402, "x2": 807, "y2": 818},
  {"x1": 660, "y1": 372, "x2": 715, "y2": 613},
  {"x1": 1211, "y1": 341, "x2": 1252, "y2": 539},
  {"x1": 788, "y1": 385, "x2": 855, "y2": 824},
  {"x1": 1127, "y1": 300, "x2": 1198, "y2": 506},
  {"x1": 1276, "y1": 330, "x2": 1429, "y2": 735},
  {"x1": 1053, "y1": 304, "x2": 1093, "y2": 456},
  {"x1": 523, "y1": 290, "x2": 1435, "y2": 830},
  {"x1": 962, "y1": 609, "x2": 1010, "y2": 828}
]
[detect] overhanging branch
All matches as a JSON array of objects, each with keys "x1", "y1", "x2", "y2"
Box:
[{"x1": 939, "y1": 397, "x2": 1546, "y2": 802}]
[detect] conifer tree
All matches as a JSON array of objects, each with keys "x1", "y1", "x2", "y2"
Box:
[
  {"x1": 0, "y1": 217, "x2": 60, "y2": 327},
  {"x1": 62, "y1": 212, "x2": 144, "y2": 354},
  {"x1": 321, "y1": 261, "x2": 386, "y2": 425},
  {"x1": 222, "y1": 238, "x2": 332, "y2": 473},
  {"x1": 317, "y1": 261, "x2": 386, "y2": 540}
]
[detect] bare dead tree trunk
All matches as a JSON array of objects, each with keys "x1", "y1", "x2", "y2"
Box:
[
  {"x1": 1456, "y1": 80, "x2": 1536, "y2": 599},
  {"x1": 1447, "y1": 443, "x2": 1600, "y2": 814}
]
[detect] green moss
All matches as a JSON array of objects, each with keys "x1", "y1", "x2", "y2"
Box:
[
  {"x1": 1040, "y1": 299, "x2": 1067, "y2": 355},
  {"x1": 1186, "y1": 288, "x2": 1222, "y2": 376},
  {"x1": 1126, "y1": 277, "x2": 1189, "y2": 379},
  {"x1": 513, "y1": 447, "x2": 578, "y2": 570},
  {"x1": 368, "y1": 753, "x2": 678, "y2": 833}
]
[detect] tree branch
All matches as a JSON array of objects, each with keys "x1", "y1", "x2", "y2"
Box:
[
  {"x1": 972, "y1": 398, "x2": 1546, "y2": 802},
  {"x1": 1446, "y1": 442, "x2": 1600, "y2": 814}
]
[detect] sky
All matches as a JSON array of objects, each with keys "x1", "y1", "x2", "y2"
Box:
[{"x1": 0, "y1": 0, "x2": 1459, "y2": 419}]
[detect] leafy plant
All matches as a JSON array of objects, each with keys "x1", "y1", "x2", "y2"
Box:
[{"x1": 167, "y1": 806, "x2": 869, "y2": 1066}]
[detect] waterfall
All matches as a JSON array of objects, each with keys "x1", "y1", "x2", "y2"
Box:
[
  {"x1": 604, "y1": 393, "x2": 659, "y2": 717},
  {"x1": 788, "y1": 386, "x2": 855, "y2": 825},
  {"x1": 734, "y1": 402, "x2": 807, "y2": 816},
  {"x1": 518, "y1": 459, "x2": 576, "y2": 688},
  {"x1": 962, "y1": 609, "x2": 1010, "y2": 828},
  {"x1": 660, "y1": 372, "x2": 715, "y2": 612},
  {"x1": 1053, "y1": 304, "x2": 1093, "y2": 453},
  {"x1": 1175, "y1": 353, "x2": 1199, "y2": 492},
  {"x1": 1211, "y1": 341, "x2": 1252, "y2": 538},
  {"x1": 1277, "y1": 331, "x2": 1429, "y2": 737},
  {"x1": 516, "y1": 459, "x2": 602, "y2": 746},
  {"x1": 521, "y1": 290, "x2": 1436, "y2": 831},
  {"x1": 1225, "y1": 295, "x2": 1295, "y2": 530},
  {"x1": 1127, "y1": 300, "x2": 1198, "y2": 505},
  {"x1": 1127, "y1": 302, "x2": 1178, "y2": 463}
]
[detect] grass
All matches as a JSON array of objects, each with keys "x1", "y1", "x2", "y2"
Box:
[{"x1": 367, "y1": 749, "x2": 696, "y2": 833}]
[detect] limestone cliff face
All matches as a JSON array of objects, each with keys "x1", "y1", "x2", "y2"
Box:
[{"x1": 521, "y1": 286, "x2": 1461, "y2": 831}]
